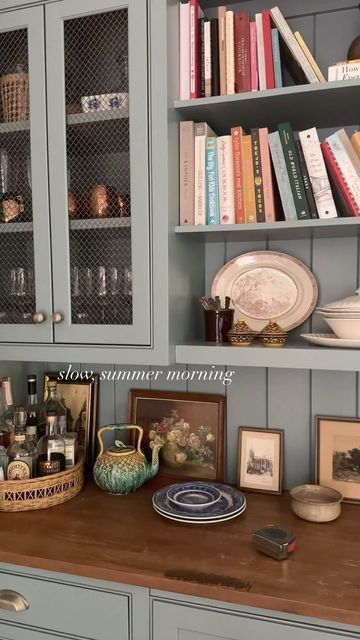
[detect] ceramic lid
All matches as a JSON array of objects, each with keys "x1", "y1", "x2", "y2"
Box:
[
  {"x1": 108, "y1": 440, "x2": 135, "y2": 456},
  {"x1": 323, "y1": 289, "x2": 360, "y2": 310}
]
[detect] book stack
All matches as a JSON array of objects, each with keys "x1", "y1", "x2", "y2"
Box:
[
  {"x1": 179, "y1": 122, "x2": 360, "y2": 225},
  {"x1": 179, "y1": 3, "x2": 325, "y2": 100}
]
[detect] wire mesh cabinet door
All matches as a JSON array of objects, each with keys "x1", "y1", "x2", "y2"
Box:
[
  {"x1": 46, "y1": 0, "x2": 151, "y2": 346},
  {"x1": 0, "y1": 8, "x2": 52, "y2": 343}
]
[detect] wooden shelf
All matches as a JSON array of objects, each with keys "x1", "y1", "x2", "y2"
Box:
[
  {"x1": 175, "y1": 218, "x2": 360, "y2": 241},
  {"x1": 69, "y1": 218, "x2": 131, "y2": 231},
  {"x1": 174, "y1": 80, "x2": 360, "y2": 133},
  {"x1": 0, "y1": 120, "x2": 30, "y2": 134},
  {"x1": 176, "y1": 340, "x2": 360, "y2": 371},
  {"x1": 0, "y1": 222, "x2": 33, "y2": 233}
]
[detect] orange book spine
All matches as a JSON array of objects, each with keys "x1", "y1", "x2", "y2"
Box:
[
  {"x1": 351, "y1": 131, "x2": 360, "y2": 160},
  {"x1": 243, "y1": 135, "x2": 256, "y2": 223},
  {"x1": 259, "y1": 127, "x2": 275, "y2": 222},
  {"x1": 231, "y1": 126, "x2": 245, "y2": 223}
]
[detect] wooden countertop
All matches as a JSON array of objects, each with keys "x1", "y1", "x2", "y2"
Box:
[{"x1": 0, "y1": 481, "x2": 359, "y2": 627}]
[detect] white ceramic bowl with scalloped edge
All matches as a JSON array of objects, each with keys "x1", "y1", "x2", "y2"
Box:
[{"x1": 324, "y1": 317, "x2": 360, "y2": 339}]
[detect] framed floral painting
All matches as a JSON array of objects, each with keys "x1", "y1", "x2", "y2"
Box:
[{"x1": 128, "y1": 390, "x2": 225, "y2": 481}]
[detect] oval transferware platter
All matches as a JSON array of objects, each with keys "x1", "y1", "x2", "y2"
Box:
[{"x1": 211, "y1": 251, "x2": 318, "y2": 331}]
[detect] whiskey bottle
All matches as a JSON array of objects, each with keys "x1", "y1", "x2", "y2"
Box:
[
  {"x1": 37, "y1": 410, "x2": 66, "y2": 476},
  {"x1": 26, "y1": 374, "x2": 39, "y2": 433},
  {"x1": 6, "y1": 407, "x2": 35, "y2": 480},
  {"x1": 58, "y1": 420, "x2": 77, "y2": 469},
  {"x1": 1, "y1": 377, "x2": 15, "y2": 442},
  {"x1": 0, "y1": 383, "x2": 11, "y2": 449},
  {"x1": 40, "y1": 379, "x2": 67, "y2": 434}
]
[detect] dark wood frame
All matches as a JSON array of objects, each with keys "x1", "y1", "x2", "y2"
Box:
[
  {"x1": 316, "y1": 415, "x2": 360, "y2": 504},
  {"x1": 44, "y1": 372, "x2": 99, "y2": 468},
  {"x1": 128, "y1": 389, "x2": 226, "y2": 482},
  {"x1": 237, "y1": 427, "x2": 284, "y2": 495}
]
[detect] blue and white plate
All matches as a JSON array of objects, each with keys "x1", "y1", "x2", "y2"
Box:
[
  {"x1": 153, "y1": 483, "x2": 246, "y2": 522},
  {"x1": 167, "y1": 482, "x2": 221, "y2": 510},
  {"x1": 153, "y1": 501, "x2": 246, "y2": 524}
]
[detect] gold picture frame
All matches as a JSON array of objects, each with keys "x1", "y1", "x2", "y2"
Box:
[{"x1": 237, "y1": 427, "x2": 284, "y2": 495}]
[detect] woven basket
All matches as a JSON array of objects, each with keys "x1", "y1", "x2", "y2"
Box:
[
  {"x1": 0, "y1": 72, "x2": 29, "y2": 123},
  {"x1": 0, "y1": 455, "x2": 84, "y2": 512}
]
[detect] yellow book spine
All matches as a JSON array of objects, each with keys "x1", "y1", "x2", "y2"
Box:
[
  {"x1": 294, "y1": 31, "x2": 326, "y2": 83},
  {"x1": 352, "y1": 132, "x2": 360, "y2": 160},
  {"x1": 242, "y1": 135, "x2": 256, "y2": 224}
]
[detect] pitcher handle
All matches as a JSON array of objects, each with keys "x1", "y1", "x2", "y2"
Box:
[{"x1": 97, "y1": 424, "x2": 144, "y2": 458}]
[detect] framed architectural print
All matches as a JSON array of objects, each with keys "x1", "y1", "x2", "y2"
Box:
[{"x1": 237, "y1": 427, "x2": 284, "y2": 495}]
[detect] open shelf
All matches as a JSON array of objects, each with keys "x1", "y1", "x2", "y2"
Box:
[
  {"x1": 174, "y1": 80, "x2": 360, "y2": 133},
  {"x1": 175, "y1": 217, "x2": 360, "y2": 241},
  {"x1": 0, "y1": 222, "x2": 33, "y2": 233},
  {"x1": 69, "y1": 218, "x2": 131, "y2": 230},
  {"x1": 176, "y1": 341, "x2": 360, "y2": 371}
]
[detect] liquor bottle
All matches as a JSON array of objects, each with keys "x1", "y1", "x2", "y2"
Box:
[
  {"x1": 37, "y1": 410, "x2": 66, "y2": 476},
  {"x1": 40, "y1": 379, "x2": 67, "y2": 433},
  {"x1": 6, "y1": 407, "x2": 36, "y2": 480},
  {"x1": 1, "y1": 377, "x2": 15, "y2": 442},
  {"x1": 0, "y1": 383, "x2": 12, "y2": 449},
  {"x1": 58, "y1": 420, "x2": 77, "y2": 469},
  {"x1": 26, "y1": 424, "x2": 38, "y2": 472},
  {"x1": 26, "y1": 374, "x2": 38, "y2": 433}
]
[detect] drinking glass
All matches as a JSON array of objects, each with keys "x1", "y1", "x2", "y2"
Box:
[{"x1": 123, "y1": 267, "x2": 132, "y2": 297}]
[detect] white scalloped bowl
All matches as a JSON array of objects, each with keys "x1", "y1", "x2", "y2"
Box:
[{"x1": 324, "y1": 317, "x2": 360, "y2": 339}]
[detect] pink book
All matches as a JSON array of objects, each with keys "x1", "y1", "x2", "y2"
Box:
[
  {"x1": 259, "y1": 127, "x2": 275, "y2": 222},
  {"x1": 179, "y1": 2, "x2": 190, "y2": 100},
  {"x1": 250, "y1": 21, "x2": 258, "y2": 92},
  {"x1": 262, "y1": 10, "x2": 275, "y2": 90}
]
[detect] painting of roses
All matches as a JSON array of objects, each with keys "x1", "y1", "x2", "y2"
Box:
[{"x1": 129, "y1": 390, "x2": 225, "y2": 481}]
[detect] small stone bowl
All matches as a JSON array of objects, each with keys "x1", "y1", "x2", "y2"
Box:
[{"x1": 289, "y1": 484, "x2": 343, "y2": 523}]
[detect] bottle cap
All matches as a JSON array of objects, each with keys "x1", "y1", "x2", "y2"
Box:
[
  {"x1": 26, "y1": 425, "x2": 37, "y2": 436},
  {"x1": 27, "y1": 374, "x2": 37, "y2": 382},
  {"x1": 47, "y1": 380, "x2": 57, "y2": 388}
]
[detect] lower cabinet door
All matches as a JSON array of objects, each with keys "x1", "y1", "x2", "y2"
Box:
[
  {"x1": 152, "y1": 601, "x2": 356, "y2": 640},
  {"x1": 0, "y1": 623, "x2": 71, "y2": 640}
]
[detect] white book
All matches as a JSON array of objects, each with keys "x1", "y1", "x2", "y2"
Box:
[
  {"x1": 328, "y1": 62, "x2": 360, "y2": 81},
  {"x1": 268, "y1": 131, "x2": 297, "y2": 221},
  {"x1": 225, "y1": 11, "x2": 235, "y2": 95},
  {"x1": 217, "y1": 135, "x2": 235, "y2": 224},
  {"x1": 325, "y1": 131, "x2": 360, "y2": 209},
  {"x1": 179, "y1": 2, "x2": 190, "y2": 100},
  {"x1": 270, "y1": 6, "x2": 319, "y2": 84},
  {"x1": 298, "y1": 127, "x2": 337, "y2": 219},
  {"x1": 255, "y1": 13, "x2": 266, "y2": 91},
  {"x1": 195, "y1": 123, "x2": 216, "y2": 225},
  {"x1": 204, "y1": 20, "x2": 212, "y2": 98}
]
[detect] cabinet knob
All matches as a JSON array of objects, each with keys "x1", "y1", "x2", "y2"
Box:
[
  {"x1": 51, "y1": 312, "x2": 64, "y2": 324},
  {"x1": 33, "y1": 312, "x2": 46, "y2": 324},
  {"x1": 0, "y1": 589, "x2": 29, "y2": 612}
]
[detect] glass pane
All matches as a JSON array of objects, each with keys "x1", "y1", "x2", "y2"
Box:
[
  {"x1": 0, "y1": 28, "x2": 36, "y2": 324},
  {"x1": 64, "y1": 9, "x2": 132, "y2": 326}
]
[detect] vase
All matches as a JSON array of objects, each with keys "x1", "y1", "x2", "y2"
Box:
[{"x1": 161, "y1": 441, "x2": 186, "y2": 467}]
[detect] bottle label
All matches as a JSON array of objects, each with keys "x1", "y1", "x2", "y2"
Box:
[
  {"x1": 7, "y1": 459, "x2": 31, "y2": 480},
  {"x1": 38, "y1": 454, "x2": 64, "y2": 476},
  {"x1": 64, "y1": 439, "x2": 75, "y2": 468}
]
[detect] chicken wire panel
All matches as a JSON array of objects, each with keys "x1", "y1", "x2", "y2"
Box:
[
  {"x1": 0, "y1": 28, "x2": 36, "y2": 324},
  {"x1": 64, "y1": 9, "x2": 132, "y2": 326}
]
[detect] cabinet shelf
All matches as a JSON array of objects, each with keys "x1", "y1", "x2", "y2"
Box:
[
  {"x1": 66, "y1": 109, "x2": 128, "y2": 126},
  {"x1": 66, "y1": 110, "x2": 129, "y2": 154},
  {"x1": 175, "y1": 218, "x2": 360, "y2": 241},
  {"x1": 69, "y1": 218, "x2": 131, "y2": 230},
  {"x1": 174, "y1": 80, "x2": 360, "y2": 132},
  {"x1": 176, "y1": 341, "x2": 360, "y2": 371},
  {"x1": 0, "y1": 222, "x2": 33, "y2": 233},
  {"x1": 0, "y1": 120, "x2": 30, "y2": 134}
]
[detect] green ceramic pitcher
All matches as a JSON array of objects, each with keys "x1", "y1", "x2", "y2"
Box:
[{"x1": 93, "y1": 424, "x2": 162, "y2": 495}]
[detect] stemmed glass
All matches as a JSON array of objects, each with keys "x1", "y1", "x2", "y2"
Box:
[{"x1": 10, "y1": 267, "x2": 35, "y2": 322}]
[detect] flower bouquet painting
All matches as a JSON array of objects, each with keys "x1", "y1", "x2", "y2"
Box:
[{"x1": 129, "y1": 390, "x2": 225, "y2": 481}]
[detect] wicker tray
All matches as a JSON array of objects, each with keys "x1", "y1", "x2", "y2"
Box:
[{"x1": 0, "y1": 455, "x2": 84, "y2": 512}]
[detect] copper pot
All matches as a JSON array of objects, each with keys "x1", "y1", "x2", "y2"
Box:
[{"x1": 90, "y1": 184, "x2": 117, "y2": 218}]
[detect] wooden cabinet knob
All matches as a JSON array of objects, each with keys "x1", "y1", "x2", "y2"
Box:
[
  {"x1": 33, "y1": 312, "x2": 46, "y2": 324},
  {"x1": 0, "y1": 589, "x2": 29, "y2": 612},
  {"x1": 51, "y1": 312, "x2": 64, "y2": 324}
]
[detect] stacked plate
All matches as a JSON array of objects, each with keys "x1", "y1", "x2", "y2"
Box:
[{"x1": 152, "y1": 481, "x2": 246, "y2": 524}]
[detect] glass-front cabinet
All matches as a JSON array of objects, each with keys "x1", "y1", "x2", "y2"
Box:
[{"x1": 0, "y1": 0, "x2": 151, "y2": 348}]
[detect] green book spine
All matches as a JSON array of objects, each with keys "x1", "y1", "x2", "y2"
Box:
[
  {"x1": 277, "y1": 122, "x2": 311, "y2": 220},
  {"x1": 251, "y1": 128, "x2": 265, "y2": 223}
]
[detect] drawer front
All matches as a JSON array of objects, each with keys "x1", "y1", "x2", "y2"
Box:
[
  {"x1": 0, "y1": 572, "x2": 129, "y2": 640},
  {"x1": 152, "y1": 601, "x2": 357, "y2": 640},
  {"x1": 0, "y1": 623, "x2": 66, "y2": 640}
]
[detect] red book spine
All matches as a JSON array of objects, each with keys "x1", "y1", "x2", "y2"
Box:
[
  {"x1": 234, "y1": 13, "x2": 251, "y2": 93},
  {"x1": 321, "y1": 142, "x2": 360, "y2": 217},
  {"x1": 190, "y1": 0, "x2": 200, "y2": 99},
  {"x1": 261, "y1": 10, "x2": 275, "y2": 90}
]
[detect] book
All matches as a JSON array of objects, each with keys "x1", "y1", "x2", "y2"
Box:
[
  {"x1": 259, "y1": 127, "x2": 276, "y2": 222},
  {"x1": 352, "y1": 132, "x2": 360, "y2": 159},
  {"x1": 226, "y1": 11, "x2": 235, "y2": 95},
  {"x1": 217, "y1": 135, "x2": 235, "y2": 223},
  {"x1": 204, "y1": 20, "x2": 212, "y2": 98},
  {"x1": 298, "y1": 128, "x2": 337, "y2": 219},
  {"x1": 294, "y1": 31, "x2": 326, "y2": 83},
  {"x1": 234, "y1": 12, "x2": 251, "y2": 93},
  {"x1": 271, "y1": 28, "x2": 283, "y2": 88},
  {"x1": 268, "y1": 131, "x2": 297, "y2": 221},
  {"x1": 278, "y1": 122, "x2": 311, "y2": 220},
  {"x1": 206, "y1": 138, "x2": 220, "y2": 224},
  {"x1": 210, "y1": 19, "x2": 220, "y2": 96},
  {"x1": 251, "y1": 128, "x2": 265, "y2": 222},
  {"x1": 190, "y1": 0, "x2": 202, "y2": 99},
  {"x1": 199, "y1": 17, "x2": 207, "y2": 98},
  {"x1": 250, "y1": 22, "x2": 258, "y2": 91},
  {"x1": 179, "y1": 1, "x2": 190, "y2": 100},
  {"x1": 270, "y1": 7, "x2": 319, "y2": 84},
  {"x1": 255, "y1": 13, "x2": 266, "y2": 91},
  {"x1": 262, "y1": 10, "x2": 275, "y2": 90},
  {"x1": 328, "y1": 61, "x2": 360, "y2": 81},
  {"x1": 242, "y1": 135, "x2": 257, "y2": 223},
  {"x1": 231, "y1": 126, "x2": 245, "y2": 223},
  {"x1": 194, "y1": 122, "x2": 216, "y2": 225},
  {"x1": 179, "y1": 121, "x2": 195, "y2": 225},
  {"x1": 295, "y1": 138, "x2": 318, "y2": 219},
  {"x1": 321, "y1": 141, "x2": 360, "y2": 217},
  {"x1": 218, "y1": 6, "x2": 227, "y2": 96},
  {"x1": 337, "y1": 128, "x2": 360, "y2": 178},
  {"x1": 325, "y1": 131, "x2": 360, "y2": 210}
]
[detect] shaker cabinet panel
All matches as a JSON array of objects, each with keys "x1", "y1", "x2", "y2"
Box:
[
  {"x1": 0, "y1": 8, "x2": 52, "y2": 343},
  {"x1": 45, "y1": 0, "x2": 151, "y2": 346}
]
